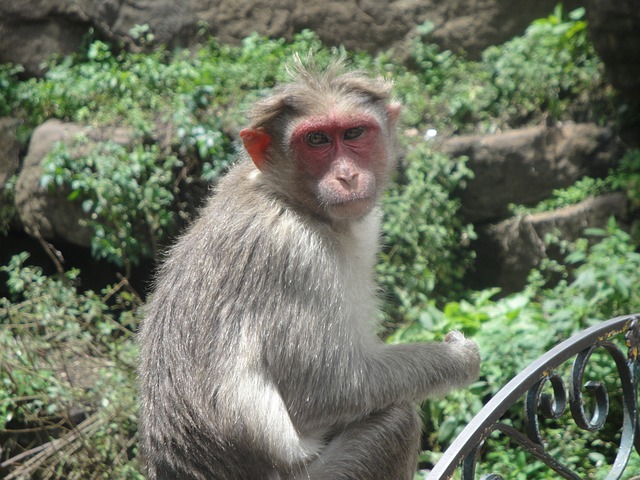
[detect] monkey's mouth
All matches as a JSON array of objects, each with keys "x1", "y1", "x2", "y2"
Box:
[
  {"x1": 325, "y1": 196, "x2": 374, "y2": 219},
  {"x1": 325, "y1": 192, "x2": 373, "y2": 207}
]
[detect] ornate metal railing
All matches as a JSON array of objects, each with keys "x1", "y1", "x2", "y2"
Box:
[{"x1": 428, "y1": 314, "x2": 640, "y2": 480}]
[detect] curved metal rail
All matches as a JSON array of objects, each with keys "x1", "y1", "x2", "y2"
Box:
[{"x1": 428, "y1": 314, "x2": 640, "y2": 480}]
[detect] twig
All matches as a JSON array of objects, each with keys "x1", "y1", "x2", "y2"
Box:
[
  {"x1": 1, "y1": 412, "x2": 105, "y2": 479},
  {"x1": 35, "y1": 233, "x2": 65, "y2": 274}
]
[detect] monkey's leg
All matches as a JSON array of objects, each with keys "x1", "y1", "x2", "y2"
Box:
[{"x1": 296, "y1": 402, "x2": 422, "y2": 480}]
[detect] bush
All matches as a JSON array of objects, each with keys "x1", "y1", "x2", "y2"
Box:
[
  {"x1": 508, "y1": 148, "x2": 640, "y2": 225},
  {"x1": 482, "y1": 6, "x2": 604, "y2": 124},
  {"x1": 405, "y1": 6, "x2": 611, "y2": 133},
  {"x1": 41, "y1": 139, "x2": 181, "y2": 268},
  {"x1": 0, "y1": 64, "x2": 23, "y2": 118},
  {"x1": 2, "y1": 8, "x2": 615, "y2": 268},
  {"x1": 378, "y1": 141, "x2": 475, "y2": 327},
  {"x1": 6, "y1": 31, "x2": 349, "y2": 265},
  {"x1": 404, "y1": 221, "x2": 640, "y2": 477},
  {"x1": 0, "y1": 253, "x2": 142, "y2": 478}
]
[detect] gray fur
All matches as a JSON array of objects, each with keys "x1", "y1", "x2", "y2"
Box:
[{"x1": 138, "y1": 59, "x2": 480, "y2": 480}]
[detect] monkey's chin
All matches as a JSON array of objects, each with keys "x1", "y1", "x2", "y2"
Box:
[{"x1": 326, "y1": 197, "x2": 375, "y2": 220}]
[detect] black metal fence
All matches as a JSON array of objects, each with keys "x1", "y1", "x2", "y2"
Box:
[{"x1": 428, "y1": 314, "x2": 640, "y2": 480}]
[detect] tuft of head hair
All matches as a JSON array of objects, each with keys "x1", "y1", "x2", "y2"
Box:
[
  {"x1": 284, "y1": 53, "x2": 392, "y2": 103},
  {"x1": 246, "y1": 54, "x2": 394, "y2": 133}
]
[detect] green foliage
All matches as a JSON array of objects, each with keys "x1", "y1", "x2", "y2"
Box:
[
  {"x1": 12, "y1": 30, "x2": 329, "y2": 133},
  {"x1": 542, "y1": 218, "x2": 640, "y2": 328},
  {"x1": 509, "y1": 175, "x2": 613, "y2": 215},
  {"x1": 406, "y1": 31, "x2": 494, "y2": 132},
  {"x1": 396, "y1": 221, "x2": 640, "y2": 477},
  {"x1": 378, "y1": 142, "x2": 475, "y2": 326},
  {"x1": 41, "y1": 138, "x2": 181, "y2": 267},
  {"x1": 2, "y1": 7, "x2": 618, "y2": 267},
  {"x1": 405, "y1": 6, "x2": 610, "y2": 133},
  {"x1": 0, "y1": 253, "x2": 142, "y2": 478},
  {"x1": 509, "y1": 148, "x2": 640, "y2": 218},
  {"x1": 611, "y1": 149, "x2": 640, "y2": 209},
  {"x1": 0, "y1": 174, "x2": 17, "y2": 235},
  {"x1": 0, "y1": 64, "x2": 23, "y2": 117},
  {"x1": 482, "y1": 6, "x2": 602, "y2": 124},
  {"x1": 611, "y1": 149, "x2": 640, "y2": 241},
  {"x1": 8, "y1": 31, "x2": 343, "y2": 265}
]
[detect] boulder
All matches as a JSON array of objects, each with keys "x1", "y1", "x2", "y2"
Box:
[
  {"x1": 14, "y1": 119, "x2": 133, "y2": 247},
  {"x1": 0, "y1": 1, "x2": 94, "y2": 76},
  {"x1": 470, "y1": 192, "x2": 628, "y2": 293},
  {"x1": 441, "y1": 122, "x2": 623, "y2": 223}
]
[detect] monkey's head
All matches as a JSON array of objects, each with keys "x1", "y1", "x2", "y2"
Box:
[{"x1": 240, "y1": 55, "x2": 401, "y2": 222}]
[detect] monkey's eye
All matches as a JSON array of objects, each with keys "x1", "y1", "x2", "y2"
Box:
[
  {"x1": 306, "y1": 131, "x2": 331, "y2": 147},
  {"x1": 344, "y1": 127, "x2": 364, "y2": 140}
]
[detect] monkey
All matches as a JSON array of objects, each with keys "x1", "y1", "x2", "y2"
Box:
[{"x1": 137, "y1": 55, "x2": 480, "y2": 480}]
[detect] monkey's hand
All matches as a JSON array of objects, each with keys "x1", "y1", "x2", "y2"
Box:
[{"x1": 444, "y1": 330, "x2": 481, "y2": 387}]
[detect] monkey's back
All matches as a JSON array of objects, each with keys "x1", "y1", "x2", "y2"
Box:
[{"x1": 138, "y1": 159, "x2": 381, "y2": 479}]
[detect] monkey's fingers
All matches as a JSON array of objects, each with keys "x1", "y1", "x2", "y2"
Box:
[{"x1": 444, "y1": 330, "x2": 465, "y2": 343}]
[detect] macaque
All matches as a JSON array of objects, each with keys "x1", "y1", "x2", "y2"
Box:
[{"x1": 138, "y1": 55, "x2": 480, "y2": 480}]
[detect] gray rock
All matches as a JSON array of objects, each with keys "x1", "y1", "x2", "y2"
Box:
[
  {"x1": 586, "y1": 0, "x2": 640, "y2": 104},
  {"x1": 441, "y1": 122, "x2": 623, "y2": 223},
  {"x1": 471, "y1": 192, "x2": 628, "y2": 293},
  {"x1": 14, "y1": 119, "x2": 133, "y2": 247}
]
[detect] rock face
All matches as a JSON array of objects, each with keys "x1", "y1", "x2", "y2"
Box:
[
  {"x1": 471, "y1": 192, "x2": 628, "y2": 293},
  {"x1": 0, "y1": 0, "x2": 581, "y2": 76},
  {"x1": 439, "y1": 122, "x2": 627, "y2": 291},
  {"x1": 585, "y1": 0, "x2": 640, "y2": 146},
  {"x1": 586, "y1": 0, "x2": 640, "y2": 104},
  {"x1": 441, "y1": 123, "x2": 623, "y2": 223},
  {"x1": 14, "y1": 119, "x2": 133, "y2": 248}
]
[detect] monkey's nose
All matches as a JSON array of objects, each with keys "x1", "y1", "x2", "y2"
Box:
[{"x1": 337, "y1": 172, "x2": 359, "y2": 189}]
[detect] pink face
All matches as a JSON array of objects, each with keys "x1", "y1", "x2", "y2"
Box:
[{"x1": 288, "y1": 112, "x2": 388, "y2": 220}]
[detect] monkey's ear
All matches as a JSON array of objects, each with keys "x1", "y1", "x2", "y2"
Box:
[
  {"x1": 240, "y1": 128, "x2": 272, "y2": 171},
  {"x1": 387, "y1": 102, "x2": 402, "y2": 126}
]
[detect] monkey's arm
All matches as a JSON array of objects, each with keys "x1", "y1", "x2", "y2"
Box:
[
  {"x1": 282, "y1": 332, "x2": 480, "y2": 423},
  {"x1": 222, "y1": 370, "x2": 324, "y2": 464},
  {"x1": 372, "y1": 332, "x2": 480, "y2": 401}
]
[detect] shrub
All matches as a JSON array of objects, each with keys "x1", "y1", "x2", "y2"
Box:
[
  {"x1": 405, "y1": 6, "x2": 611, "y2": 133},
  {"x1": 10, "y1": 31, "x2": 344, "y2": 266},
  {"x1": 0, "y1": 253, "x2": 142, "y2": 478},
  {"x1": 508, "y1": 148, "x2": 640, "y2": 219},
  {"x1": 482, "y1": 6, "x2": 604, "y2": 124},
  {"x1": 378, "y1": 141, "x2": 475, "y2": 327},
  {"x1": 0, "y1": 174, "x2": 16, "y2": 235},
  {"x1": 4, "y1": 10, "x2": 617, "y2": 268},
  {"x1": 41, "y1": 139, "x2": 181, "y2": 268},
  {"x1": 0, "y1": 64, "x2": 23, "y2": 118},
  {"x1": 405, "y1": 221, "x2": 640, "y2": 478}
]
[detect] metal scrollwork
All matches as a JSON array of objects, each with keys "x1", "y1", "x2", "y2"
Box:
[
  {"x1": 525, "y1": 372, "x2": 567, "y2": 444},
  {"x1": 428, "y1": 314, "x2": 640, "y2": 480}
]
